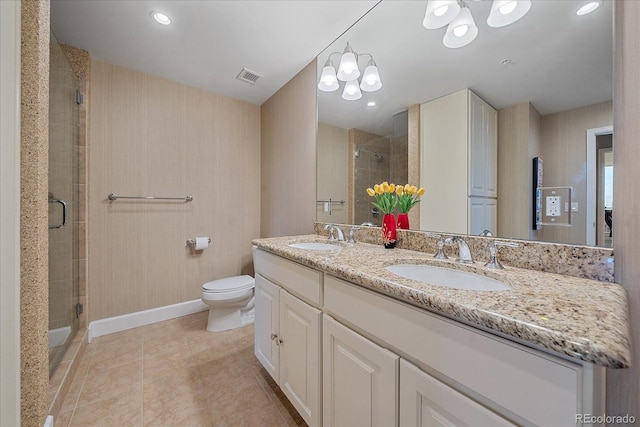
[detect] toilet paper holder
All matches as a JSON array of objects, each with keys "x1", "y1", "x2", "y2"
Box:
[{"x1": 186, "y1": 238, "x2": 211, "y2": 247}]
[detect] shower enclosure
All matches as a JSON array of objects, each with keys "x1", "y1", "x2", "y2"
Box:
[
  {"x1": 48, "y1": 32, "x2": 80, "y2": 377},
  {"x1": 353, "y1": 111, "x2": 409, "y2": 226}
]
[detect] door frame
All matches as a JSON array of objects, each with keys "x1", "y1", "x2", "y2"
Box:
[{"x1": 586, "y1": 125, "x2": 613, "y2": 246}]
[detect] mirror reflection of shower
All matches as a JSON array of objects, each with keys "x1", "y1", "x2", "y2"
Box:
[{"x1": 353, "y1": 110, "x2": 408, "y2": 226}]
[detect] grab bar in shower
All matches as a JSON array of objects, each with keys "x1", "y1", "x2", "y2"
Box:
[
  {"x1": 108, "y1": 193, "x2": 193, "y2": 202},
  {"x1": 48, "y1": 199, "x2": 67, "y2": 229}
]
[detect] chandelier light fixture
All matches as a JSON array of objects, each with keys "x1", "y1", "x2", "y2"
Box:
[
  {"x1": 423, "y1": 0, "x2": 532, "y2": 48},
  {"x1": 317, "y1": 42, "x2": 382, "y2": 101}
]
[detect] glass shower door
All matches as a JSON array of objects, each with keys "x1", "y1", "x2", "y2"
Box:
[{"x1": 48, "y1": 32, "x2": 80, "y2": 377}]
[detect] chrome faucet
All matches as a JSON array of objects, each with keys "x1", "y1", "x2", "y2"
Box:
[
  {"x1": 425, "y1": 233, "x2": 448, "y2": 260},
  {"x1": 484, "y1": 241, "x2": 519, "y2": 269},
  {"x1": 445, "y1": 235, "x2": 474, "y2": 264},
  {"x1": 323, "y1": 223, "x2": 345, "y2": 241}
]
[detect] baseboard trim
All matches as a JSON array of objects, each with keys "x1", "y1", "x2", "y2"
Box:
[
  {"x1": 48, "y1": 326, "x2": 71, "y2": 348},
  {"x1": 88, "y1": 299, "x2": 208, "y2": 342}
]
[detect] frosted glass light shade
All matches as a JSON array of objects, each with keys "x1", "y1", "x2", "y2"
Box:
[
  {"x1": 318, "y1": 63, "x2": 339, "y2": 92},
  {"x1": 423, "y1": 0, "x2": 461, "y2": 29},
  {"x1": 487, "y1": 0, "x2": 532, "y2": 28},
  {"x1": 443, "y1": 7, "x2": 478, "y2": 48},
  {"x1": 360, "y1": 60, "x2": 382, "y2": 92},
  {"x1": 337, "y1": 43, "x2": 360, "y2": 81},
  {"x1": 342, "y1": 80, "x2": 362, "y2": 101},
  {"x1": 576, "y1": 1, "x2": 601, "y2": 16}
]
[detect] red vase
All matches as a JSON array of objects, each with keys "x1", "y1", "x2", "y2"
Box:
[
  {"x1": 382, "y1": 214, "x2": 397, "y2": 249},
  {"x1": 397, "y1": 213, "x2": 410, "y2": 230}
]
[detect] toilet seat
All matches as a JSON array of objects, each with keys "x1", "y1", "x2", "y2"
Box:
[{"x1": 202, "y1": 275, "x2": 254, "y2": 293}]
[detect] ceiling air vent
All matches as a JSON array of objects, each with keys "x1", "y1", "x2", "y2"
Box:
[{"x1": 236, "y1": 68, "x2": 263, "y2": 85}]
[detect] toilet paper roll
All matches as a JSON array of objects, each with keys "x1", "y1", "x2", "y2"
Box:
[{"x1": 194, "y1": 237, "x2": 209, "y2": 250}]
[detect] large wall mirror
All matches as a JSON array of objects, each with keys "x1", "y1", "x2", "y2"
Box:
[{"x1": 316, "y1": 0, "x2": 613, "y2": 247}]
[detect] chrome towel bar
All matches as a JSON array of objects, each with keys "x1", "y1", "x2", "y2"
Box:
[{"x1": 108, "y1": 193, "x2": 193, "y2": 202}]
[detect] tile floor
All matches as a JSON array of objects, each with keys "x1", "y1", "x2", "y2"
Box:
[{"x1": 55, "y1": 311, "x2": 307, "y2": 426}]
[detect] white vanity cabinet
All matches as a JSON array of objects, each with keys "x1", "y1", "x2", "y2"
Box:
[
  {"x1": 323, "y1": 314, "x2": 399, "y2": 427},
  {"x1": 253, "y1": 249, "x2": 322, "y2": 427},
  {"x1": 323, "y1": 274, "x2": 604, "y2": 427},
  {"x1": 420, "y1": 88, "x2": 498, "y2": 235},
  {"x1": 253, "y1": 247, "x2": 605, "y2": 427},
  {"x1": 399, "y1": 359, "x2": 515, "y2": 427}
]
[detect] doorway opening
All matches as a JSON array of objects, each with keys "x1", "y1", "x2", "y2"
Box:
[{"x1": 586, "y1": 126, "x2": 613, "y2": 247}]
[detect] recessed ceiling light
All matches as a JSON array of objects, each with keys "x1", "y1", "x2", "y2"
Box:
[
  {"x1": 151, "y1": 11, "x2": 171, "y2": 25},
  {"x1": 576, "y1": 1, "x2": 601, "y2": 16},
  {"x1": 367, "y1": 101, "x2": 376, "y2": 107}
]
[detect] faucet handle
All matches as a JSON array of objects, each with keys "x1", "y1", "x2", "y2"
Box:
[
  {"x1": 425, "y1": 233, "x2": 448, "y2": 260},
  {"x1": 348, "y1": 226, "x2": 360, "y2": 244},
  {"x1": 323, "y1": 223, "x2": 336, "y2": 241},
  {"x1": 484, "y1": 241, "x2": 519, "y2": 269}
]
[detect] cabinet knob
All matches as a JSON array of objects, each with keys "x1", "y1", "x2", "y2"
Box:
[{"x1": 270, "y1": 333, "x2": 278, "y2": 341}]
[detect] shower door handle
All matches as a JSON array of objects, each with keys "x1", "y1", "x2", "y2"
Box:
[{"x1": 48, "y1": 199, "x2": 67, "y2": 229}]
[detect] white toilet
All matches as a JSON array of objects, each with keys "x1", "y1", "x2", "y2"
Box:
[{"x1": 201, "y1": 275, "x2": 255, "y2": 332}]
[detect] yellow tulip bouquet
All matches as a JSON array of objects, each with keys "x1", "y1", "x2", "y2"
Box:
[
  {"x1": 366, "y1": 182, "x2": 398, "y2": 214},
  {"x1": 396, "y1": 184, "x2": 425, "y2": 214}
]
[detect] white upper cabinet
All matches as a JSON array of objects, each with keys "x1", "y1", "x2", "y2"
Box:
[
  {"x1": 420, "y1": 89, "x2": 498, "y2": 234},
  {"x1": 468, "y1": 90, "x2": 498, "y2": 197}
]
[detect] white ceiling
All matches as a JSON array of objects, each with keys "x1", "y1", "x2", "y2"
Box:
[
  {"x1": 50, "y1": 0, "x2": 379, "y2": 105},
  {"x1": 51, "y1": 0, "x2": 612, "y2": 137},
  {"x1": 318, "y1": 0, "x2": 613, "y2": 136}
]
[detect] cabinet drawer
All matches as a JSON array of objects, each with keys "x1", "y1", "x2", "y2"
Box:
[
  {"x1": 324, "y1": 275, "x2": 585, "y2": 426},
  {"x1": 253, "y1": 248, "x2": 322, "y2": 306},
  {"x1": 400, "y1": 359, "x2": 515, "y2": 427}
]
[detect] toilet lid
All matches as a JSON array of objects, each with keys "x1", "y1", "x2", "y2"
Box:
[{"x1": 202, "y1": 275, "x2": 254, "y2": 293}]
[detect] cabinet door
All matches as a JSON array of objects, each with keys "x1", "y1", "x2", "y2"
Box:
[
  {"x1": 323, "y1": 315, "x2": 399, "y2": 427},
  {"x1": 468, "y1": 197, "x2": 497, "y2": 236},
  {"x1": 484, "y1": 105, "x2": 498, "y2": 197},
  {"x1": 279, "y1": 289, "x2": 322, "y2": 427},
  {"x1": 254, "y1": 274, "x2": 280, "y2": 382},
  {"x1": 469, "y1": 91, "x2": 487, "y2": 196},
  {"x1": 399, "y1": 359, "x2": 515, "y2": 427},
  {"x1": 468, "y1": 92, "x2": 498, "y2": 198}
]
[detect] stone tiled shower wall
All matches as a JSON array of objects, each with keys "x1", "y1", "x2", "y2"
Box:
[{"x1": 350, "y1": 128, "x2": 390, "y2": 226}]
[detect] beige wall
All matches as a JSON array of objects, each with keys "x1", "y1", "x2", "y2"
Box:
[
  {"x1": 1, "y1": 1, "x2": 22, "y2": 425},
  {"x1": 608, "y1": 0, "x2": 640, "y2": 419},
  {"x1": 260, "y1": 61, "x2": 317, "y2": 237},
  {"x1": 317, "y1": 123, "x2": 348, "y2": 224},
  {"x1": 497, "y1": 102, "x2": 541, "y2": 240},
  {"x1": 538, "y1": 101, "x2": 612, "y2": 244},
  {"x1": 88, "y1": 60, "x2": 261, "y2": 321},
  {"x1": 498, "y1": 101, "x2": 611, "y2": 244}
]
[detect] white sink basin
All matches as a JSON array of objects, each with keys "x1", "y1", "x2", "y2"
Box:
[
  {"x1": 288, "y1": 242, "x2": 339, "y2": 251},
  {"x1": 385, "y1": 264, "x2": 510, "y2": 291}
]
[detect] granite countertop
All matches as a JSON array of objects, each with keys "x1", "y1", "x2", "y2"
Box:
[{"x1": 252, "y1": 234, "x2": 631, "y2": 369}]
